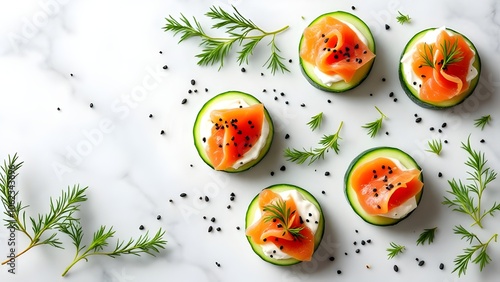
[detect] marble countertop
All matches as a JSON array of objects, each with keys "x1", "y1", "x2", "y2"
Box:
[{"x1": 1, "y1": 0, "x2": 499, "y2": 281}]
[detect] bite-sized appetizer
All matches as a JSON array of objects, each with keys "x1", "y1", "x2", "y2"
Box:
[
  {"x1": 245, "y1": 184, "x2": 325, "y2": 265},
  {"x1": 193, "y1": 91, "x2": 274, "y2": 172},
  {"x1": 299, "y1": 11, "x2": 376, "y2": 92},
  {"x1": 344, "y1": 147, "x2": 424, "y2": 226},
  {"x1": 399, "y1": 26, "x2": 481, "y2": 109}
]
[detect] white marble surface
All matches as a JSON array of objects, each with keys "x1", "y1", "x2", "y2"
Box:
[{"x1": 1, "y1": 0, "x2": 499, "y2": 281}]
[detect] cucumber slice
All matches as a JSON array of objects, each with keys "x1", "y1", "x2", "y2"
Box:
[
  {"x1": 299, "y1": 11, "x2": 376, "y2": 92},
  {"x1": 344, "y1": 147, "x2": 424, "y2": 226},
  {"x1": 245, "y1": 184, "x2": 325, "y2": 265},
  {"x1": 399, "y1": 27, "x2": 481, "y2": 109},
  {"x1": 193, "y1": 91, "x2": 274, "y2": 172}
]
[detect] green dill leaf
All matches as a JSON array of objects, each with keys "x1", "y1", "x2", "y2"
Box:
[
  {"x1": 307, "y1": 112, "x2": 323, "y2": 131},
  {"x1": 473, "y1": 115, "x2": 491, "y2": 130},
  {"x1": 441, "y1": 38, "x2": 464, "y2": 69},
  {"x1": 263, "y1": 198, "x2": 304, "y2": 239},
  {"x1": 426, "y1": 139, "x2": 443, "y2": 155},
  {"x1": 416, "y1": 227, "x2": 437, "y2": 245},
  {"x1": 164, "y1": 6, "x2": 289, "y2": 74},
  {"x1": 362, "y1": 106, "x2": 386, "y2": 138},
  {"x1": 386, "y1": 242, "x2": 405, "y2": 259},
  {"x1": 284, "y1": 121, "x2": 343, "y2": 165},
  {"x1": 396, "y1": 11, "x2": 411, "y2": 24}
]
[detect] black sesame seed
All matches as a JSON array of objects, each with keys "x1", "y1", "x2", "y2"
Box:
[
  {"x1": 205, "y1": 88, "x2": 208, "y2": 92},
  {"x1": 157, "y1": 215, "x2": 161, "y2": 220},
  {"x1": 329, "y1": 256, "x2": 335, "y2": 261},
  {"x1": 216, "y1": 227, "x2": 221, "y2": 231},
  {"x1": 367, "y1": 239, "x2": 372, "y2": 243},
  {"x1": 270, "y1": 171, "x2": 275, "y2": 176},
  {"x1": 393, "y1": 98, "x2": 398, "y2": 102},
  {"x1": 149, "y1": 114, "x2": 153, "y2": 118},
  {"x1": 439, "y1": 263, "x2": 444, "y2": 270},
  {"x1": 180, "y1": 193, "x2": 187, "y2": 198},
  {"x1": 393, "y1": 265, "x2": 399, "y2": 272},
  {"x1": 285, "y1": 133, "x2": 290, "y2": 139},
  {"x1": 355, "y1": 249, "x2": 360, "y2": 253},
  {"x1": 160, "y1": 130, "x2": 165, "y2": 135},
  {"x1": 227, "y1": 205, "x2": 231, "y2": 209},
  {"x1": 354, "y1": 241, "x2": 357, "y2": 245},
  {"x1": 389, "y1": 92, "x2": 394, "y2": 97},
  {"x1": 438, "y1": 129, "x2": 442, "y2": 133},
  {"x1": 205, "y1": 196, "x2": 210, "y2": 202},
  {"x1": 208, "y1": 226, "x2": 213, "y2": 232},
  {"x1": 89, "y1": 103, "x2": 94, "y2": 108},
  {"x1": 169, "y1": 199, "x2": 173, "y2": 203},
  {"x1": 444, "y1": 140, "x2": 448, "y2": 144},
  {"x1": 181, "y1": 98, "x2": 187, "y2": 104},
  {"x1": 70, "y1": 73, "x2": 74, "y2": 77},
  {"x1": 241, "y1": 67, "x2": 246, "y2": 72},
  {"x1": 441, "y1": 122, "x2": 447, "y2": 128},
  {"x1": 415, "y1": 117, "x2": 422, "y2": 123},
  {"x1": 361, "y1": 240, "x2": 366, "y2": 245},
  {"x1": 163, "y1": 65, "x2": 168, "y2": 70},
  {"x1": 480, "y1": 139, "x2": 485, "y2": 143},
  {"x1": 438, "y1": 172, "x2": 443, "y2": 177},
  {"x1": 325, "y1": 171, "x2": 330, "y2": 176},
  {"x1": 385, "y1": 24, "x2": 390, "y2": 30},
  {"x1": 327, "y1": 99, "x2": 332, "y2": 103},
  {"x1": 230, "y1": 196, "x2": 235, "y2": 201},
  {"x1": 430, "y1": 127, "x2": 434, "y2": 131},
  {"x1": 215, "y1": 262, "x2": 220, "y2": 267},
  {"x1": 190, "y1": 79, "x2": 195, "y2": 85},
  {"x1": 280, "y1": 165, "x2": 286, "y2": 171},
  {"x1": 322, "y1": 190, "x2": 326, "y2": 194},
  {"x1": 57, "y1": 107, "x2": 61, "y2": 111},
  {"x1": 351, "y1": 5, "x2": 356, "y2": 10},
  {"x1": 139, "y1": 225, "x2": 144, "y2": 230},
  {"x1": 211, "y1": 217, "x2": 216, "y2": 223},
  {"x1": 355, "y1": 230, "x2": 359, "y2": 233},
  {"x1": 418, "y1": 260, "x2": 425, "y2": 266},
  {"x1": 236, "y1": 226, "x2": 240, "y2": 230},
  {"x1": 337, "y1": 270, "x2": 342, "y2": 274}
]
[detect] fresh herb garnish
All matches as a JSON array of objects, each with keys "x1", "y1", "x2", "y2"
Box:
[
  {"x1": 474, "y1": 115, "x2": 491, "y2": 130},
  {"x1": 426, "y1": 139, "x2": 443, "y2": 155},
  {"x1": 442, "y1": 137, "x2": 498, "y2": 276},
  {"x1": 419, "y1": 37, "x2": 463, "y2": 70},
  {"x1": 396, "y1": 11, "x2": 411, "y2": 24},
  {"x1": 362, "y1": 106, "x2": 386, "y2": 138},
  {"x1": 416, "y1": 227, "x2": 437, "y2": 245},
  {"x1": 307, "y1": 112, "x2": 323, "y2": 131},
  {"x1": 263, "y1": 198, "x2": 304, "y2": 239},
  {"x1": 452, "y1": 225, "x2": 498, "y2": 277},
  {"x1": 0, "y1": 154, "x2": 167, "y2": 275},
  {"x1": 442, "y1": 137, "x2": 499, "y2": 228},
  {"x1": 163, "y1": 6, "x2": 289, "y2": 74},
  {"x1": 60, "y1": 222, "x2": 166, "y2": 276},
  {"x1": 284, "y1": 121, "x2": 343, "y2": 165},
  {"x1": 387, "y1": 242, "x2": 406, "y2": 259},
  {"x1": 1, "y1": 154, "x2": 88, "y2": 265}
]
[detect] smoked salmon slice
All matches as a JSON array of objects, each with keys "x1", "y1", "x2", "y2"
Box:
[
  {"x1": 351, "y1": 158, "x2": 423, "y2": 215},
  {"x1": 246, "y1": 189, "x2": 315, "y2": 261},
  {"x1": 206, "y1": 104, "x2": 264, "y2": 170},
  {"x1": 411, "y1": 30, "x2": 474, "y2": 102},
  {"x1": 300, "y1": 16, "x2": 375, "y2": 83}
]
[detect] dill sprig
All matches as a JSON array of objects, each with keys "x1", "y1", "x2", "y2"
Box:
[
  {"x1": 416, "y1": 227, "x2": 437, "y2": 245},
  {"x1": 307, "y1": 112, "x2": 323, "y2": 131},
  {"x1": 1, "y1": 154, "x2": 88, "y2": 265},
  {"x1": 263, "y1": 198, "x2": 304, "y2": 239},
  {"x1": 362, "y1": 106, "x2": 387, "y2": 138},
  {"x1": 474, "y1": 115, "x2": 491, "y2": 130},
  {"x1": 60, "y1": 222, "x2": 166, "y2": 276},
  {"x1": 163, "y1": 5, "x2": 289, "y2": 74},
  {"x1": 396, "y1": 11, "x2": 411, "y2": 24},
  {"x1": 452, "y1": 225, "x2": 498, "y2": 277},
  {"x1": 426, "y1": 139, "x2": 443, "y2": 155},
  {"x1": 284, "y1": 121, "x2": 343, "y2": 165},
  {"x1": 442, "y1": 137, "x2": 499, "y2": 228},
  {"x1": 386, "y1": 242, "x2": 405, "y2": 259},
  {"x1": 419, "y1": 37, "x2": 463, "y2": 70}
]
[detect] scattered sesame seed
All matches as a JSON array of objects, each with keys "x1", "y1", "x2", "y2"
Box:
[
  {"x1": 236, "y1": 226, "x2": 240, "y2": 230},
  {"x1": 382, "y1": 78, "x2": 386, "y2": 82},
  {"x1": 211, "y1": 217, "x2": 216, "y2": 222},
  {"x1": 216, "y1": 227, "x2": 221, "y2": 232},
  {"x1": 327, "y1": 99, "x2": 332, "y2": 103},
  {"x1": 163, "y1": 65, "x2": 168, "y2": 70},
  {"x1": 89, "y1": 103, "x2": 94, "y2": 108},
  {"x1": 180, "y1": 193, "x2": 187, "y2": 197},
  {"x1": 325, "y1": 171, "x2": 330, "y2": 176},
  {"x1": 280, "y1": 165, "x2": 286, "y2": 171},
  {"x1": 205, "y1": 88, "x2": 208, "y2": 92},
  {"x1": 337, "y1": 270, "x2": 342, "y2": 274},
  {"x1": 439, "y1": 263, "x2": 444, "y2": 270},
  {"x1": 160, "y1": 130, "x2": 165, "y2": 135},
  {"x1": 441, "y1": 122, "x2": 447, "y2": 128},
  {"x1": 157, "y1": 215, "x2": 161, "y2": 220},
  {"x1": 355, "y1": 249, "x2": 360, "y2": 253},
  {"x1": 393, "y1": 265, "x2": 399, "y2": 272},
  {"x1": 149, "y1": 114, "x2": 153, "y2": 118},
  {"x1": 438, "y1": 172, "x2": 443, "y2": 177},
  {"x1": 351, "y1": 6, "x2": 356, "y2": 10},
  {"x1": 241, "y1": 67, "x2": 246, "y2": 72},
  {"x1": 361, "y1": 240, "x2": 366, "y2": 245},
  {"x1": 480, "y1": 139, "x2": 485, "y2": 143},
  {"x1": 393, "y1": 98, "x2": 398, "y2": 102},
  {"x1": 321, "y1": 190, "x2": 326, "y2": 194},
  {"x1": 329, "y1": 256, "x2": 335, "y2": 261},
  {"x1": 205, "y1": 196, "x2": 210, "y2": 202},
  {"x1": 415, "y1": 117, "x2": 422, "y2": 123},
  {"x1": 215, "y1": 262, "x2": 221, "y2": 267},
  {"x1": 159, "y1": 51, "x2": 162, "y2": 54},
  {"x1": 285, "y1": 134, "x2": 290, "y2": 139},
  {"x1": 227, "y1": 205, "x2": 231, "y2": 209},
  {"x1": 367, "y1": 239, "x2": 372, "y2": 243},
  {"x1": 385, "y1": 24, "x2": 390, "y2": 30},
  {"x1": 208, "y1": 226, "x2": 213, "y2": 232},
  {"x1": 270, "y1": 171, "x2": 275, "y2": 176},
  {"x1": 300, "y1": 103, "x2": 306, "y2": 107},
  {"x1": 430, "y1": 127, "x2": 434, "y2": 131},
  {"x1": 418, "y1": 260, "x2": 425, "y2": 266},
  {"x1": 289, "y1": 59, "x2": 293, "y2": 63},
  {"x1": 169, "y1": 199, "x2": 173, "y2": 203},
  {"x1": 181, "y1": 98, "x2": 187, "y2": 104},
  {"x1": 190, "y1": 79, "x2": 196, "y2": 85},
  {"x1": 57, "y1": 107, "x2": 61, "y2": 111},
  {"x1": 139, "y1": 225, "x2": 144, "y2": 230}
]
